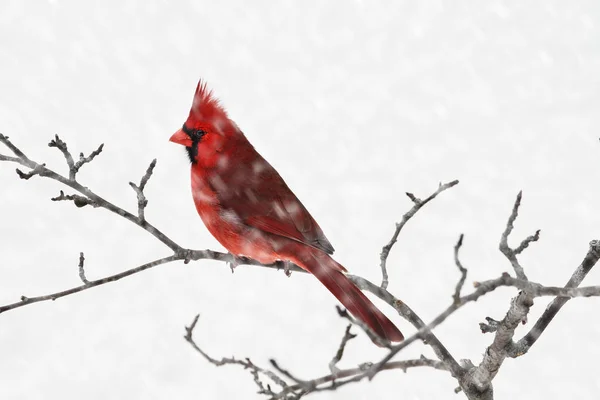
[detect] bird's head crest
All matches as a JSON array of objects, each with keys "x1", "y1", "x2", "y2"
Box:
[{"x1": 184, "y1": 80, "x2": 229, "y2": 130}]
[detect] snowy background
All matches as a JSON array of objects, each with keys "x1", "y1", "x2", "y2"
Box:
[{"x1": 1, "y1": 1, "x2": 599, "y2": 399}]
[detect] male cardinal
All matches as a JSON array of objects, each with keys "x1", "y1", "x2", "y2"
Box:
[{"x1": 170, "y1": 80, "x2": 404, "y2": 343}]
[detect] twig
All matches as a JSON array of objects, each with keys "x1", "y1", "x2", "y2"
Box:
[
  {"x1": 16, "y1": 164, "x2": 48, "y2": 180},
  {"x1": 0, "y1": 249, "x2": 306, "y2": 315},
  {"x1": 336, "y1": 306, "x2": 390, "y2": 348},
  {"x1": 73, "y1": 144, "x2": 104, "y2": 176},
  {"x1": 271, "y1": 357, "x2": 445, "y2": 399},
  {"x1": 48, "y1": 135, "x2": 76, "y2": 179},
  {"x1": 499, "y1": 191, "x2": 540, "y2": 280},
  {"x1": 379, "y1": 180, "x2": 459, "y2": 289},
  {"x1": 479, "y1": 317, "x2": 501, "y2": 334},
  {"x1": 348, "y1": 275, "x2": 464, "y2": 379},
  {"x1": 509, "y1": 239, "x2": 600, "y2": 357},
  {"x1": 465, "y1": 291, "x2": 534, "y2": 395},
  {"x1": 0, "y1": 134, "x2": 180, "y2": 251},
  {"x1": 0, "y1": 255, "x2": 178, "y2": 314},
  {"x1": 514, "y1": 229, "x2": 541, "y2": 255},
  {"x1": 453, "y1": 234, "x2": 468, "y2": 303},
  {"x1": 0, "y1": 133, "x2": 30, "y2": 160},
  {"x1": 269, "y1": 360, "x2": 307, "y2": 387},
  {"x1": 129, "y1": 159, "x2": 157, "y2": 221},
  {"x1": 4, "y1": 133, "x2": 600, "y2": 400},
  {"x1": 78, "y1": 252, "x2": 89, "y2": 285},
  {"x1": 52, "y1": 190, "x2": 99, "y2": 208},
  {"x1": 184, "y1": 315, "x2": 288, "y2": 396},
  {"x1": 329, "y1": 324, "x2": 357, "y2": 375}
]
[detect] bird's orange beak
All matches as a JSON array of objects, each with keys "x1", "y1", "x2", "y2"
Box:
[{"x1": 169, "y1": 129, "x2": 193, "y2": 147}]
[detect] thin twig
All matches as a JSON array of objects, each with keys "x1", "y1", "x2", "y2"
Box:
[
  {"x1": 48, "y1": 135, "x2": 76, "y2": 179},
  {"x1": 52, "y1": 190, "x2": 99, "y2": 208},
  {"x1": 498, "y1": 191, "x2": 540, "y2": 280},
  {"x1": 348, "y1": 275, "x2": 464, "y2": 379},
  {"x1": 379, "y1": 180, "x2": 459, "y2": 289},
  {"x1": 78, "y1": 252, "x2": 89, "y2": 285},
  {"x1": 4, "y1": 133, "x2": 600, "y2": 400},
  {"x1": 269, "y1": 360, "x2": 308, "y2": 386},
  {"x1": 16, "y1": 164, "x2": 48, "y2": 180},
  {"x1": 479, "y1": 317, "x2": 501, "y2": 334},
  {"x1": 336, "y1": 306, "x2": 390, "y2": 348},
  {"x1": 453, "y1": 233, "x2": 467, "y2": 303},
  {"x1": 0, "y1": 133, "x2": 30, "y2": 160},
  {"x1": 0, "y1": 134, "x2": 180, "y2": 251},
  {"x1": 0, "y1": 255, "x2": 178, "y2": 314},
  {"x1": 184, "y1": 314, "x2": 288, "y2": 396},
  {"x1": 329, "y1": 324, "x2": 357, "y2": 375},
  {"x1": 510, "y1": 239, "x2": 600, "y2": 357},
  {"x1": 73, "y1": 144, "x2": 104, "y2": 176},
  {"x1": 129, "y1": 159, "x2": 157, "y2": 221},
  {"x1": 268, "y1": 356, "x2": 446, "y2": 399}
]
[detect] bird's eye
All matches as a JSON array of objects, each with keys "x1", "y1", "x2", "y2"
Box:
[
  {"x1": 182, "y1": 125, "x2": 206, "y2": 141},
  {"x1": 192, "y1": 129, "x2": 206, "y2": 140}
]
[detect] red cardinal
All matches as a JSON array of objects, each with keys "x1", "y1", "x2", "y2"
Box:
[{"x1": 170, "y1": 80, "x2": 404, "y2": 343}]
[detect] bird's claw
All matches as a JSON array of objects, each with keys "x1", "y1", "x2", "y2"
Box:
[
  {"x1": 283, "y1": 261, "x2": 292, "y2": 277},
  {"x1": 228, "y1": 254, "x2": 242, "y2": 273}
]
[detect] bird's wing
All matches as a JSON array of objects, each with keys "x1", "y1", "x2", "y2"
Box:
[{"x1": 212, "y1": 152, "x2": 335, "y2": 255}]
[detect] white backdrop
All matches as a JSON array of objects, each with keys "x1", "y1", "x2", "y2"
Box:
[{"x1": 1, "y1": 1, "x2": 599, "y2": 399}]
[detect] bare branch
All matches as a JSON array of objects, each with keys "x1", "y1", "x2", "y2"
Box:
[
  {"x1": 329, "y1": 324, "x2": 357, "y2": 375},
  {"x1": 466, "y1": 291, "x2": 534, "y2": 395},
  {"x1": 514, "y1": 229, "x2": 541, "y2": 255},
  {"x1": 0, "y1": 154, "x2": 20, "y2": 163},
  {"x1": 268, "y1": 356, "x2": 446, "y2": 399},
  {"x1": 16, "y1": 164, "x2": 48, "y2": 180},
  {"x1": 4, "y1": 133, "x2": 600, "y2": 400},
  {"x1": 499, "y1": 191, "x2": 540, "y2": 280},
  {"x1": 479, "y1": 317, "x2": 501, "y2": 334},
  {"x1": 46, "y1": 135, "x2": 104, "y2": 180},
  {"x1": 453, "y1": 233, "x2": 467, "y2": 303},
  {"x1": 0, "y1": 134, "x2": 181, "y2": 251},
  {"x1": 52, "y1": 190, "x2": 99, "y2": 208},
  {"x1": 129, "y1": 159, "x2": 157, "y2": 221},
  {"x1": 184, "y1": 315, "x2": 288, "y2": 396},
  {"x1": 48, "y1": 135, "x2": 76, "y2": 179},
  {"x1": 269, "y1": 360, "x2": 307, "y2": 387},
  {"x1": 348, "y1": 274, "x2": 464, "y2": 379},
  {"x1": 509, "y1": 239, "x2": 600, "y2": 357},
  {"x1": 379, "y1": 180, "x2": 459, "y2": 289},
  {"x1": 336, "y1": 306, "x2": 389, "y2": 348},
  {"x1": 73, "y1": 144, "x2": 104, "y2": 175},
  {"x1": 459, "y1": 195, "x2": 593, "y2": 399},
  {"x1": 0, "y1": 255, "x2": 178, "y2": 315},
  {"x1": 78, "y1": 252, "x2": 89, "y2": 285},
  {"x1": 0, "y1": 133, "x2": 30, "y2": 160}
]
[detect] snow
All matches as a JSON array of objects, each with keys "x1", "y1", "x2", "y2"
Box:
[{"x1": 1, "y1": 1, "x2": 599, "y2": 399}]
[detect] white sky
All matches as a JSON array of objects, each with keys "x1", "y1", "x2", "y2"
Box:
[{"x1": 1, "y1": 1, "x2": 599, "y2": 399}]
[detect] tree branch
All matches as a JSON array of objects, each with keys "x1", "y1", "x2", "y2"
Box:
[
  {"x1": 0, "y1": 255, "x2": 178, "y2": 314},
  {"x1": 379, "y1": 180, "x2": 459, "y2": 289},
  {"x1": 1, "y1": 134, "x2": 180, "y2": 251},
  {"x1": 3, "y1": 133, "x2": 600, "y2": 400},
  {"x1": 509, "y1": 239, "x2": 600, "y2": 357},
  {"x1": 78, "y1": 252, "x2": 89, "y2": 285},
  {"x1": 328, "y1": 324, "x2": 357, "y2": 375},
  {"x1": 129, "y1": 159, "x2": 157, "y2": 221},
  {"x1": 498, "y1": 191, "x2": 540, "y2": 280},
  {"x1": 348, "y1": 274, "x2": 465, "y2": 379},
  {"x1": 184, "y1": 314, "x2": 288, "y2": 397},
  {"x1": 453, "y1": 233, "x2": 468, "y2": 303}
]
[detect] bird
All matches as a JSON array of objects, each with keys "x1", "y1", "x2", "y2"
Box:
[{"x1": 169, "y1": 80, "x2": 404, "y2": 343}]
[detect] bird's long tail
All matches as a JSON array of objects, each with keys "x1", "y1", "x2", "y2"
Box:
[{"x1": 290, "y1": 246, "x2": 404, "y2": 343}]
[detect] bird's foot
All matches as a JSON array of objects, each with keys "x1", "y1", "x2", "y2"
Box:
[
  {"x1": 227, "y1": 254, "x2": 244, "y2": 273},
  {"x1": 282, "y1": 260, "x2": 293, "y2": 277}
]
